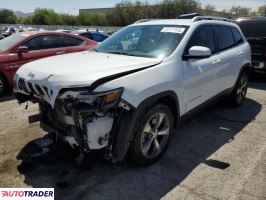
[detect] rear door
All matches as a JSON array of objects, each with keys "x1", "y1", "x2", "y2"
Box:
[
  {"x1": 213, "y1": 25, "x2": 240, "y2": 93},
  {"x1": 182, "y1": 25, "x2": 219, "y2": 112},
  {"x1": 8, "y1": 35, "x2": 62, "y2": 78}
]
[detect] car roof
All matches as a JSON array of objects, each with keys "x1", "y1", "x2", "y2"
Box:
[
  {"x1": 130, "y1": 18, "x2": 235, "y2": 27},
  {"x1": 19, "y1": 31, "x2": 92, "y2": 40},
  {"x1": 131, "y1": 19, "x2": 194, "y2": 26}
]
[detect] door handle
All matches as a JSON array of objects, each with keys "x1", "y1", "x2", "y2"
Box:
[
  {"x1": 56, "y1": 51, "x2": 65, "y2": 55},
  {"x1": 238, "y1": 51, "x2": 243, "y2": 56},
  {"x1": 212, "y1": 59, "x2": 221, "y2": 64}
]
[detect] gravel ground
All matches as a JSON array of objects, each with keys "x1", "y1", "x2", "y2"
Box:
[{"x1": 0, "y1": 81, "x2": 265, "y2": 200}]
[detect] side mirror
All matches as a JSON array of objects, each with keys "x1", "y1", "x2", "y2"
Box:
[
  {"x1": 183, "y1": 46, "x2": 211, "y2": 60},
  {"x1": 17, "y1": 46, "x2": 29, "y2": 54}
]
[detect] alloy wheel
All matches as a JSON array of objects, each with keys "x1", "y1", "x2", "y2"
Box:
[
  {"x1": 0, "y1": 78, "x2": 3, "y2": 94},
  {"x1": 141, "y1": 113, "x2": 170, "y2": 158},
  {"x1": 236, "y1": 76, "x2": 248, "y2": 103}
]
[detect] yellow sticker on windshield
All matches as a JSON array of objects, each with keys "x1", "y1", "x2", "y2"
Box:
[{"x1": 161, "y1": 27, "x2": 185, "y2": 34}]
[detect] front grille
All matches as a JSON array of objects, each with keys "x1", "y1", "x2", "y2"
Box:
[
  {"x1": 27, "y1": 82, "x2": 35, "y2": 94},
  {"x1": 17, "y1": 78, "x2": 52, "y2": 99},
  {"x1": 35, "y1": 84, "x2": 44, "y2": 96},
  {"x1": 18, "y1": 78, "x2": 28, "y2": 93}
]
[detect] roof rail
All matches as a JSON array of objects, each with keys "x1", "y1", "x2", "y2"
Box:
[
  {"x1": 133, "y1": 19, "x2": 162, "y2": 24},
  {"x1": 192, "y1": 16, "x2": 232, "y2": 23}
]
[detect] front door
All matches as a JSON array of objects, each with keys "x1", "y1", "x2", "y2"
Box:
[{"x1": 182, "y1": 25, "x2": 219, "y2": 112}]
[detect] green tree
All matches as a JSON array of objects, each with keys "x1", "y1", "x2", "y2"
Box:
[
  {"x1": 230, "y1": 6, "x2": 251, "y2": 17},
  {"x1": 257, "y1": 5, "x2": 266, "y2": 16},
  {"x1": 31, "y1": 8, "x2": 59, "y2": 25},
  {"x1": 203, "y1": 4, "x2": 215, "y2": 15},
  {"x1": 0, "y1": 9, "x2": 17, "y2": 24}
]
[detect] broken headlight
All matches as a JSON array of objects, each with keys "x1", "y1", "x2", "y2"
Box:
[{"x1": 58, "y1": 88, "x2": 123, "y2": 113}]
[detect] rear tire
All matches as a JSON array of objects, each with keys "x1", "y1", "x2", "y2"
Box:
[
  {"x1": 230, "y1": 72, "x2": 248, "y2": 107},
  {"x1": 0, "y1": 74, "x2": 8, "y2": 97},
  {"x1": 128, "y1": 104, "x2": 174, "y2": 165}
]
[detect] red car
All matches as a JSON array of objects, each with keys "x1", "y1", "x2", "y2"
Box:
[{"x1": 0, "y1": 31, "x2": 97, "y2": 96}]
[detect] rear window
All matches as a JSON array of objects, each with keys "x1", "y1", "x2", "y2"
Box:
[
  {"x1": 236, "y1": 19, "x2": 266, "y2": 38},
  {"x1": 231, "y1": 27, "x2": 244, "y2": 45},
  {"x1": 61, "y1": 36, "x2": 84, "y2": 47},
  {"x1": 0, "y1": 33, "x2": 28, "y2": 52},
  {"x1": 213, "y1": 26, "x2": 235, "y2": 51},
  {"x1": 92, "y1": 33, "x2": 107, "y2": 42}
]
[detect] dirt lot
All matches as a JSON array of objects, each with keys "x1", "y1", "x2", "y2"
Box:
[{"x1": 0, "y1": 81, "x2": 265, "y2": 200}]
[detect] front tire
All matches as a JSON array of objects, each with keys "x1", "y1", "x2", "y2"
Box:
[
  {"x1": 0, "y1": 74, "x2": 8, "y2": 97},
  {"x1": 128, "y1": 104, "x2": 174, "y2": 165},
  {"x1": 230, "y1": 72, "x2": 248, "y2": 106}
]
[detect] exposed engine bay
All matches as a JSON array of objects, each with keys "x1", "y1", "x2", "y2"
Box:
[{"x1": 16, "y1": 86, "x2": 132, "y2": 161}]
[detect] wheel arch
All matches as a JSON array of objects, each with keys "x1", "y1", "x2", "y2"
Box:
[
  {"x1": 233, "y1": 62, "x2": 251, "y2": 88},
  {"x1": 0, "y1": 71, "x2": 9, "y2": 90},
  {"x1": 113, "y1": 90, "x2": 180, "y2": 162}
]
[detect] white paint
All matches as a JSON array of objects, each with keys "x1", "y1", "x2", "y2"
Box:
[
  {"x1": 188, "y1": 46, "x2": 211, "y2": 57},
  {"x1": 161, "y1": 27, "x2": 186, "y2": 34},
  {"x1": 86, "y1": 116, "x2": 114, "y2": 149}
]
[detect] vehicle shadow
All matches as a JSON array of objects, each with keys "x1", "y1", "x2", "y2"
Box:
[
  {"x1": 0, "y1": 93, "x2": 15, "y2": 103},
  {"x1": 16, "y1": 98, "x2": 262, "y2": 200},
  {"x1": 249, "y1": 73, "x2": 266, "y2": 90}
]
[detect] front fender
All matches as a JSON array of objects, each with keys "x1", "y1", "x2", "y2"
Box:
[{"x1": 113, "y1": 91, "x2": 180, "y2": 162}]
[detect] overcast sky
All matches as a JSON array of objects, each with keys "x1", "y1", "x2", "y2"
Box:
[{"x1": 0, "y1": 0, "x2": 265, "y2": 14}]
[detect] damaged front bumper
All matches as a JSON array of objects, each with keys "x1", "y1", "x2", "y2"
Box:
[{"x1": 19, "y1": 86, "x2": 133, "y2": 161}]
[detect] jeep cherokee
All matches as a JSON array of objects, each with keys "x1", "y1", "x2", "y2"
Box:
[{"x1": 13, "y1": 16, "x2": 251, "y2": 165}]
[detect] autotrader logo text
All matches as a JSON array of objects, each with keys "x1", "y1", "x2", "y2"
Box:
[{"x1": 0, "y1": 188, "x2": 54, "y2": 200}]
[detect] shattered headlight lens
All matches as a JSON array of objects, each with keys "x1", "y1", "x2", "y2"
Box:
[{"x1": 58, "y1": 88, "x2": 123, "y2": 111}]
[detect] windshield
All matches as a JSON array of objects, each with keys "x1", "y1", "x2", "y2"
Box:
[
  {"x1": 0, "y1": 33, "x2": 28, "y2": 52},
  {"x1": 95, "y1": 25, "x2": 188, "y2": 58},
  {"x1": 236, "y1": 20, "x2": 266, "y2": 38}
]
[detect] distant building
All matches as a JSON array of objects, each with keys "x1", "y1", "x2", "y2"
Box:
[{"x1": 79, "y1": 8, "x2": 113, "y2": 15}]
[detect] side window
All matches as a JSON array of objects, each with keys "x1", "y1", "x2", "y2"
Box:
[
  {"x1": 213, "y1": 26, "x2": 235, "y2": 51},
  {"x1": 42, "y1": 35, "x2": 62, "y2": 49},
  {"x1": 23, "y1": 36, "x2": 43, "y2": 51},
  {"x1": 92, "y1": 34, "x2": 105, "y2": 42},
  {"x1": 61, "y1": 36, "x2": 84, "y2": 47},
  {"x1": 186, "y1": 25, "x2": 216, "y2": 54},
  {"x1": 80, "y1": 33, "x2": 92, "y2": 39},
  {"x1": 23, "y1": 35, "x2": 62, "y2": 51},
  {"x1": 231, "y1": 27, "x2": 244, "y2": 45}
]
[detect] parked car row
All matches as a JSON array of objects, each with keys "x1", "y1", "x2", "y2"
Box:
[
  {"x1": 12, "y1": 16, "x2": 252, "y2": 165},
  {"x1": 0, "y1": 26, "x2": 110, "y2": 41}
]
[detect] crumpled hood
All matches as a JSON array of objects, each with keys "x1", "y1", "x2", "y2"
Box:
[{"x1": 15, "y1": 51, "x2": 162, "y2": 106}]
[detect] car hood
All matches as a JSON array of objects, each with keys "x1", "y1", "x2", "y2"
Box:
[{"x1": 15, "y1": 51, "x2": 162, "y2": 106}]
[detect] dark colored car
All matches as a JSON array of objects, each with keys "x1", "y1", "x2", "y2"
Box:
[
  {"x1": 0, "y1": 31, "x2": 97, "y2": 96},
  {"x1": 71, "y1": 30, "x2": 108, "y2": 42},
  {"x1": 235, "y1": 17, "x2": 266, "y2": 74}
]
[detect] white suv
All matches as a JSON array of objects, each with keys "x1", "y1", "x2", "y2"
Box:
[{"x1": 14, "y1": 16, "x2": 251, "y2": 165}]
